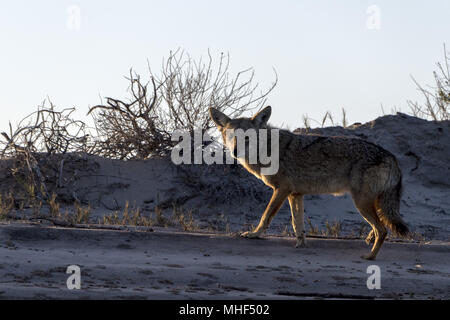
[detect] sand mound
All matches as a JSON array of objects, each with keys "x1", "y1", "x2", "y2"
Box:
[{"x1": 1, "y1": 113, "x2": 448, "y2": 240}]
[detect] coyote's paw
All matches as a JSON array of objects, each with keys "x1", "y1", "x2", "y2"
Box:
[
  {"x1": 240, "y1": 231, "x2": 262, "y2": 239},
  {"x1": 295, "y1": 236, "x2": 306, "y2": 248},
  {"x1": 361, "y1": 253, "x2": 376, "y2": 260}
]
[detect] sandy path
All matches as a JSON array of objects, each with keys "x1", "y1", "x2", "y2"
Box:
[{"x1": 0, "y1": 222, "x2": 448, "y2": 299}]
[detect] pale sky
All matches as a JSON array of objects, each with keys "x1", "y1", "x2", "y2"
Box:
[{"x1": 1, "y1": 0, "x2": 449, "y2": 132}]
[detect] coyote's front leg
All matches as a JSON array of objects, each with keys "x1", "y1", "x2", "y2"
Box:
[
  {"x1": 241, "y1": 188, "x2": 290, "y2": 239},
  {"x1": 288, "y1": 194, "x2": 306, "y2": 248}
]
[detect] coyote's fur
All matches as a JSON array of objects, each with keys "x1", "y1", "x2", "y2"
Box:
[{"x1": 210, "y1": 106, "x2": 409, "y2": 260}]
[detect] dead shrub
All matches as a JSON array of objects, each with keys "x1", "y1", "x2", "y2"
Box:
[
  {"x1": 408, "y1": 44, "x2": 449, "y2": 121},
  {"x1": 0, "y1": 100, "x2": 94, "y2": 203},
  {"x1": 88, "y1": 49, "x2": 277, "y2": 160}
]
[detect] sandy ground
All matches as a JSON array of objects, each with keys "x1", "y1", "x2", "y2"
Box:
[{"x1": 0, "y1": 222, "x2": 448, "y2": 299}]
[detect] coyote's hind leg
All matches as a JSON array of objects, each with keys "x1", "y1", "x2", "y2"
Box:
[
  {"x1": 365, "y1": 229, "x2": 375, "y2": 245},
  {"x1": 353, "y1": 198, "x2": 387, "y2": 260}
]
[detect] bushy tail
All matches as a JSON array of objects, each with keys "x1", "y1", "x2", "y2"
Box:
[{"x1": 375, "y1": 164, "x2": 409, "y2": 237}]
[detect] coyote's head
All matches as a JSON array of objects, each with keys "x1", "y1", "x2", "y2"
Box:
[
  {"x1": 209, "y1": 106, "x2": 272, "y2": 160},
  {"x1": 209, "y1": 106, "x2": 279, "y2": 175}
]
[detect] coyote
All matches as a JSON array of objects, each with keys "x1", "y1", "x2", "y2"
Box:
[{"x1": 209, "y1": 106, "x2": 409, "y2": 260}]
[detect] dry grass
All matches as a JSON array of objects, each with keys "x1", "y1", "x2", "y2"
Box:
[
  {"x1": 280, "y1": 225, "x2": 294, "y2": 237},
  {"x1": 171, "y1": 204, "x2": 197, "y2": 231},
  {"x1": 49, "y1": 193, "x2": 60, "y2": 217},
  {"x1": 154, "y1": 206, "x2": 166, "y2": 226},
  {"x1": 0, "y1": 191, "x2": 428, "y2": 242},
  {"x1": 306, "y1": 217, "x2": 319, "y2": 236},
  {"x1": 341, "y1": 108, "x2": 348, "y2": 128},
  {"x1": 302, "y1": 108, "x2": 349, "y2": 130},
  {"x1": 100, "y1": 201, "x2": 198, "y2": 231},
  {"x1": 408, "y1": 44, "x2": 449, "y2": 121},
  {"x1": 73, "y1": 201, "x2": 91, "y2": 224},
  {"x1": 102, "y1": 201, "x2": 153, "y2": 227},
  {"x1": 321, "y1": 111, "x2": 334, "y2": 127},
  {"x1": 324, "y1": 220, "x2": 342, "y2": 238},
  {"x1": 305, "y1": 218, "x2": 342, "y2": 238},
  {"x1": 0, "y1": 193, "x2": 15, "y2": 219},
  {"x1": 405, "y1": 231, "x2": 426, "y2": 242}
]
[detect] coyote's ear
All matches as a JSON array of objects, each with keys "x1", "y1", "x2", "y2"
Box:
[
  {"x1": 251, "y1": 106, "x2": 272, "y2": 125},
  {"x1": 209, "y1": 107, "x2": 231, "y2": 128}
]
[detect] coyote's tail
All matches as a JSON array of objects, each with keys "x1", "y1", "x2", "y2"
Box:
[{"x1": 375, "y1": 161, "x2": 409, "y2": 237}]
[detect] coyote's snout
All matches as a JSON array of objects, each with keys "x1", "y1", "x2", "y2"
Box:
[{"x1": 209, "y1": 106, "x2": 409, "y2": 260}]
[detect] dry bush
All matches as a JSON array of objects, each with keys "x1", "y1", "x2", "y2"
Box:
[
  {"x1": 408, "y1": 44, "x2": 450, "y2": 121},
  {"x1": 0, "y1": 50, "x2": 277, "y2": 211},
  {"x1": 1, "y1": 50, "x2": 277, "y2": 164},
  {"x1": 89, "y1": 49, "x2": 277, "y2": 160},
  {"x1": 1, "y1": 100, "x2": 92, "y2": 157},
  {"x1": 0, "y1": 99, "x2": 94, "y2": 202},
  {"x1": 157, "y1": 49, "x2": 277, "y2": 133},
  {"x1": 88, "y1": 70, "x2": 171, "y2": 159}
]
